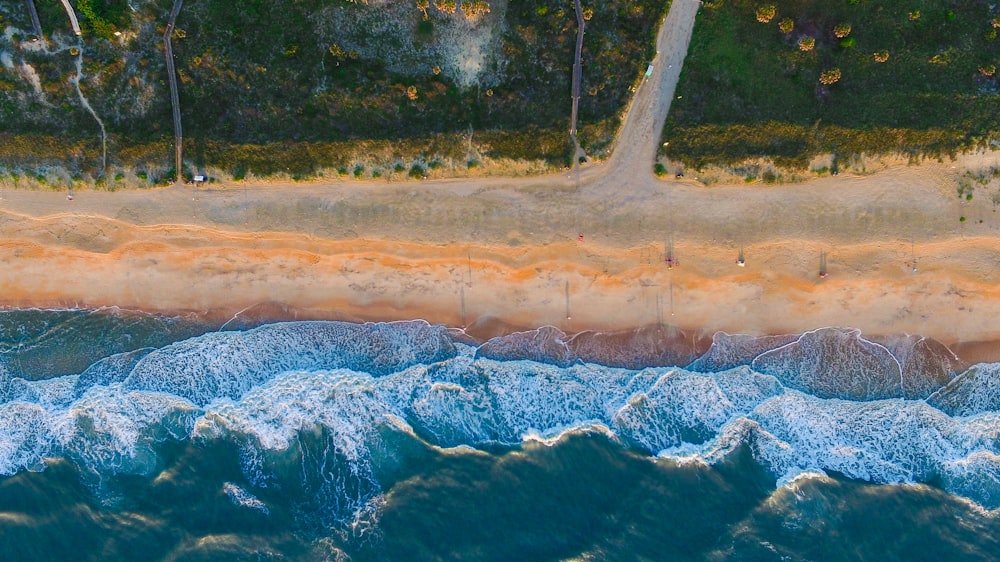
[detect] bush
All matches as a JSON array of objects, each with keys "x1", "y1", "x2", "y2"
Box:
[
  {"x1": 755, "y1": 5, "x2": 776, "y2": 23},
  {"x1": 819, "y1": 68, "x2": 842, "y2": 85}
]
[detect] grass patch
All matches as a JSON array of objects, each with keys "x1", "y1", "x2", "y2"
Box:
[
  {"x1": 172, "y1": 0, "x2": 666, "y2": 149},
  {"x1": 664, "y1": 0, "x2": 1000, "y2": 168}
]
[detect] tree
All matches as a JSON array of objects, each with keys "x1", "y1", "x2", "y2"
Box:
[
  {"x1": 819, "y1": 68, "x2": 841, "y2": 85},
  {"x1": 460, "y1": 1, "x2": 490, "y2": 19},
  {"x1": 434, "y1": 0, "x2": 457, "y2": 14},
  {"x1": 755, "y1": 5, "x2": 776, "y2": 23}
]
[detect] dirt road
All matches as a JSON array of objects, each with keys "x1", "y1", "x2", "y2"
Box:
[
  {"x1": 594, "y1": 0, "x2": 700, "y2": 183},
  {"x1": 163, "y1": 0, "x2": 185, "y2": 181}
]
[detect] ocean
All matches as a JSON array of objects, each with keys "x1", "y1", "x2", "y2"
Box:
[{"x1": 1, "y1": 308, "x2": 999, "y2": 561}]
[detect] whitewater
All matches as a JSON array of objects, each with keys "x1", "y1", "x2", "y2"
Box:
[{"x1": 3, "y1": 312, "x2": 1000, "y2": 533}]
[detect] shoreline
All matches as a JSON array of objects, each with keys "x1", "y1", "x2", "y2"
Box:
[{"x1": 3, "y1": 301, "x2": 1000, "y2": 367}]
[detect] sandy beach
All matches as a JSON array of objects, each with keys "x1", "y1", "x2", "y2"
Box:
[{"x1": 1, "y1": 149, "x2": 1000, "y2": 363}]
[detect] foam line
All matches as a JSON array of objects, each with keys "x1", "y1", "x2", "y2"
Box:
[{"x1": 0, "y1": 318, "x2": 999, "y2": 524}]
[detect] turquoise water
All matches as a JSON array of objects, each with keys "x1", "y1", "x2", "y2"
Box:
[{"x1": 1, "y1": 309, "x2": 999, "y2": 560}]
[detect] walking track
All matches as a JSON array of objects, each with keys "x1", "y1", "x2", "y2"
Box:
[
  {"x1": 569, "y1": 0, "x2": 585, "y2": 139},
  {"x1": 580, "y1": 0, "x2": 700, "y2": 188},
  {"x1": 163, "y1": 0, "x2": 185, "y2": 183},
  {"x1": 23, "y1": 0, "x2": 42, "y2": 39}
]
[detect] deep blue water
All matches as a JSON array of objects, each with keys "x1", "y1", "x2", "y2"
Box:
[{"x1": 1, "y1": 308, "x2": 999, "y2": 560}]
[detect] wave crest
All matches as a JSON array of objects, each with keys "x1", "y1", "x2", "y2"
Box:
[
  {"x1": 124, "y1": 321, "x2": 456, "y2": 405},
  {"x1": 475, "y1": 326, "x2": 577, "y2": 367},
  {"x1": 613, "y1": 367, "x2": 783, "y2": 452},
  {"x1": 928, "y1": 363, "x2": 1000, "y2": 416}
]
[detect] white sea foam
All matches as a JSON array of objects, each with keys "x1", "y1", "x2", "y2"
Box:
[
  {"x1": 198, "y1": 370, "x2": 390, "y2": 455},
  {"x1": 195, "y1": 369, "x2": 407, "y2": 523},
  {"x1": 410, "y1": 377, "x2": 498, "y2": 445},
  {"x1": 476, "y1": 326, "x2": 577, "y2": 367},
  {"x1": 521, "y1": 423, "x2": 619, "y2": 446},
  {"x1": 59, "y1": 386, "x2": 200, "y2": 475},
  {"x1": 2, "y1": 320, "x2": 1000, "y2": 520},
  {"x1": 613, "y1": 367, "x2": 783, "y2": 452},
  {"x1": 124, "y1": 321, "x2": 456, "y2": 405},
  {"x1": 751, "y1": 327, "x2": 904, "y2": 400},
  {"x1": 23, "y1": 375, "x2": 79, "y2": 407},
  {"x1": 687, "y1": 332, "x2": 798, "y2": 372},
  {"x1": 652, "y1": 392, "x2": 1000, "y2": 507},
  {"x1": 928, "y1": 363, "x2": 1000, "y2": 416},
  {"x1": 0, "y1": 401, "x2": 50, "y2": 475},
  {"x1": 776, "y1": 468, "x2": 831, "y2": 490},
  {"x1": 0, "y1": 363, "x2": 11, "y2": 402},
  {"x1": 74, "y1": 348, "x2": 154, "y2": 396}
]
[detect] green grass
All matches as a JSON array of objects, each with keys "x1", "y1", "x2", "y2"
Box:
[
  {"x1": 664, "y1": 0, "x2": 1000, "y2": 168},
  {"x1": 76, "y1": 0, "x2": 130, "y2": 40}
]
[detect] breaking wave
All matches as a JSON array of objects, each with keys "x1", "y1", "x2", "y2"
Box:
[{"x1": 1, "y1": 317, "x2": 999, "y2": 527}]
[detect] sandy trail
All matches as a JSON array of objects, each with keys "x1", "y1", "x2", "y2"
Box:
[
  {"x1": 595, "y1": 0, "x2": 699, "y2": 184},
  {"x1": 1, "y1": 1, "x2": 999, "y2": 361}
]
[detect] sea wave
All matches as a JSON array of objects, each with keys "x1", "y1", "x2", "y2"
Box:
[{"x1": 0, "y1": 317, "x2": 999, "y2": 525}]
